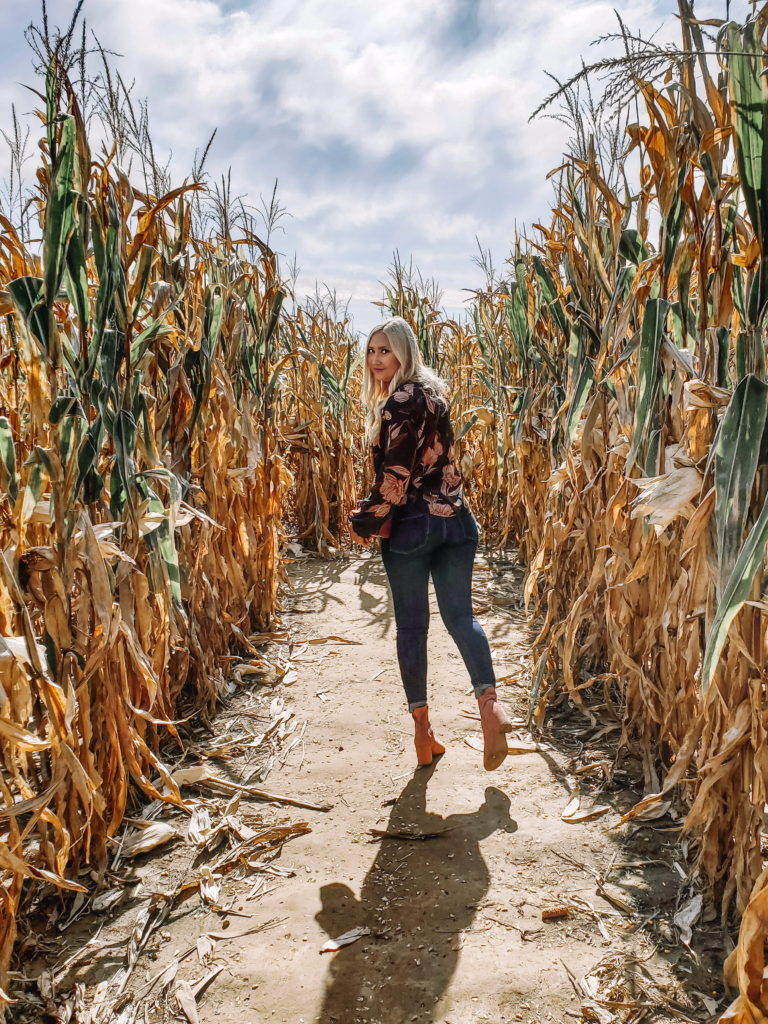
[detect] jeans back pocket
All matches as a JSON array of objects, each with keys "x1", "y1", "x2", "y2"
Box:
[
  {"x1": 389, "y1": 511, "x2": 430, "y2": 554},
  {"x1": 458, "y1": 508, "x2": 479, "y2": 543}
]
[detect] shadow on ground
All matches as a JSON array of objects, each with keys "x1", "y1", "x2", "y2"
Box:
[{"x1": 315, "y1": 764, "x2": 517, "y2": 1024}]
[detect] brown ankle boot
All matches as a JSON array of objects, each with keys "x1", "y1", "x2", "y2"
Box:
[
  {"x1": 476, "y1": 686, "x2": 512, "y2": 771},
  {"x1": 411, "y1": 705, "x2": 446, "y2": 766}
]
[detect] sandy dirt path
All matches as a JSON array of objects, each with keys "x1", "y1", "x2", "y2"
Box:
[
  {"x1": 205, "y1": 549, "x2": 709, "y2": 1024},
  {"x1": 12, "y1": 548, "x2": 722, "y2": 1024}
]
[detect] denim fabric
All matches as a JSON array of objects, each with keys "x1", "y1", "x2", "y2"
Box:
[{"x1": 380, "y1": 507, "x2": 497, "y2": 708}]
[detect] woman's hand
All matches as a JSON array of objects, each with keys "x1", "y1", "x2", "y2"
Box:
[{"x1": 377, "y1": 516, "x2": 392, "y2": 539}]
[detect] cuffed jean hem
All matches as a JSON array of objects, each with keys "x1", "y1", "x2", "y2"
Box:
[
  {"x1": 473, "y1": 682, "x2": 496, "y2": 697},
  {"x1": 407, "y1": 699, "x2": 428, "y2": 712}
]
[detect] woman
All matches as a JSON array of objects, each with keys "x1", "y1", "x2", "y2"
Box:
[{"x1": 348, "y1": 316, "x2": 512, "y2": 770}]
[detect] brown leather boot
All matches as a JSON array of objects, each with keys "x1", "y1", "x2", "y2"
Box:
[
  {"x1": 476, "y1": 686, "x2": 512, "y2": 771},
  {"x1": 411, "y1": 705, "x2": 446, "y2": 766}
]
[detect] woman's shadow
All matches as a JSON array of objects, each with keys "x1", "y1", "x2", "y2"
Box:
[{"x1": 315, "y1": 764, "x2": 517, "y2": 1023}]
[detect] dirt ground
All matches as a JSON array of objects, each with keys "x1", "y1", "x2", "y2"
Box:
[{"x1": 10, "y1": 547, "x2": 728, "y2": 1024}]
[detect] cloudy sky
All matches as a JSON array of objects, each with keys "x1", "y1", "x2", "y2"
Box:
[{"x1": 0, "y1": 0, "x2": 752, "y2": 327}]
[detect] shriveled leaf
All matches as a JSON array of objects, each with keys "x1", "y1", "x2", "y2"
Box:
[
  {"x1": 306, "y1": 635, "x2": 362, "y2": 645},
  {"x1": 632, "y1": 799, "x2": 672, "y2": 822},
  {"x1": 198, "y1": 867, "x2": 220, "y2": 905},
  {"x1": 159, "y1": 959, "x2": 178, "y2": 991},
  {"x1": 121, "y1": 822, "x2": 181, "y2": 859},
  {"x1": 631, "y1": 465, "x2": 703, "y2": 532},
  {"x1": 674, "y1": 893, "x2": 703, "y2": 945},
  {"x1": 188, "y1": 806, "x2": 211, "y2": 846},
  {"x1": 561, "y1": 798, "x2": 611, "y2": 824},
  {"x1": 320, "y1": 927, "x2": 370, "y2": 953},
  {"x1": 174, "y1": 979, "x2": 199, "y2": 1024}
]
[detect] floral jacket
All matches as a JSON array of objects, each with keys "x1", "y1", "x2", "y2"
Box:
[{"x1": 348, "y1": 380, "x2": 470, "y2": 539}]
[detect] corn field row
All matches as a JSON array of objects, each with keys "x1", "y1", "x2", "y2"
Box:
[
  {"x1": 0, "y1": 26, "x2": 295, "y2": 1009},
  {"x1": 2, "y1": 2, "x2": 768, "y2": 1020}
]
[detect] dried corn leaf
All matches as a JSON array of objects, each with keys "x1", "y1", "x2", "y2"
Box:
[
  {"x1": 121, "y1": 822, "x2": 181, "y2": 859},
  {"x1": 159, "y1": 960, "x2": 178, "y2": 991},
  {"x1": 174, "y1": 979, "x2": 199, "y2": 1024},
  {"x1": 196, "y1": 935, "x2": 215, "y2": 962},
  {"x1": 673, "y1": 893, "x2": 703, "y2": 945},
  {"x1": 630, "y1": 465, "x2": 703, "y2": 532},
  {"x1": 320, "y1": 927, "x2": 370, "y2": 953},
  {"x1": 305, "y1": 635, "x2": 362, "y2": 645},
  {"x1": 198, "y1": 867, "x2": 220, "y2": 905},
  {"x1": 0, "y1": 844, "x2": 87, "y2": 893},
  {"x1": 561, "y1": 797, "x2": 612, "y2": 824},
  {"x1": 188, "y1": 805, "x2": 212, "y2": 846}
]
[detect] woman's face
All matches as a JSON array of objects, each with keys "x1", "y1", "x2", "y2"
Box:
[{"x1": 366, "y1": 330, "x2": 401, "y2": 387}]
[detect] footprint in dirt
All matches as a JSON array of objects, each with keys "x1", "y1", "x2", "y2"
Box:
[{"x1": 315, "y1": 765, "x2": 517, "y2": 1023}]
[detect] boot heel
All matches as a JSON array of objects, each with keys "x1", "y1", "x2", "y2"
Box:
[
  {"x1": 411, "y1": 705, "x2": 445, "y2": 766},
  {"x1": 476, "y1": 686, "x2": 512, "y2": 772}
]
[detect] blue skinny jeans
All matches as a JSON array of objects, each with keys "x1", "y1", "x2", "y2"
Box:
[{"x1": 380, "y1": 507, "x2": 496, "y2": 710}]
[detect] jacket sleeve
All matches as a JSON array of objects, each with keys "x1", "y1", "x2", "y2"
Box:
[{"x1": 348, "y1": 390, "x2": 426, "y2": 539}]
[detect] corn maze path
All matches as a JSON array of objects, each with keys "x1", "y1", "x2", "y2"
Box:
[
  {"x1": 22, "y1": 550, "x2": 725, "y2": 1024},
  {"x1": 199, "y1": 550, "x2": 719, "y2": 1024}
]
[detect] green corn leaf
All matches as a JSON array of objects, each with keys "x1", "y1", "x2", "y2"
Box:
[
  {"x1": 135, "y1": 469, "x2": 182, "y2": 606},
  {"x1": 0, "y1": 417, "x2": 17, "y2": 505},
  {"x1": 130, "y1": 303, "x2": 180, "y2": 364},
  {"x1": 566, "y1": 326, "x2": 584, "y2": 393},
  {"x1": 619, "y1": 228, "x2": 649, "y2": 266},
  {"x1": 43, "y1": 115, "x2": 77, "y2": 316},
  {"x1": 109, "y1": 409, "x2": 137, "y2": 517},
  {"x1": 49, "y1": 395, "x2": 86, "y2": 425},
  {"x1": 456, "y1": 412, "x2": 479, "y2": 441},
  {"x1": 727, "y1": 21, "x2": 768, "y2": 252},
  {"x1": 59, "y1": 412, "x2": 84, "y2": 482},
  {"x1": 89, "y1": 237, "x2": 117, "y2": 375},
  {"x1": 506, "y1": 261, "x2": 530, "y2": 364},
  {"x1": 99, "y1": 329, "x2": 125, "y2": 399},
  {"x1": 628, "y1": 298, "x2": 670, "y2": 472},
  {"x1": 204, "y1": 284, "x2": 224, "y2": 358},
  {"x1": 65, "y1": 210, "x2": 90, "y2": 337},
  {"x1": 713, "y1": 374, "x2": 768, "y2": 593},
  {"x1": 527, "y1": 652, "x2": 548, "y2": 727},
  {"x1": 130, "y1": 245, "x2": 156, "y2": 321},
  {"x1": 722, "y1": 202, "x2": 739, "y2": 248},
  {"x1": 669, "y1": 302, "x2": 686, "y2": 348},
  {"x1": 703, "y1": 486, "x2": 768, "y2": 691},
  {"x1": 533, "y1": 256, "x2": 568, "y2": 336},
  {"x1": 662, "y1": 164, "x2": 687, "y2": 277},
  {"x1": 726, "y1": 20, "x2": 768, "y2": 324},
  {"x1": 564, "y1": 359, "x2": 595, "y2": 451},
  {"x1": 184, "y1": 339, "x2": 212, "y2": 437},
  {"x1": 20, "y1": 462, "x2": 46, "y2": 528},
  {"x1": 7, "y1": 276, "x2": 49, "y2": 358},
  {"x1": 45, "y1": 58, "x2": 57, "y2": 160},
  {"x1": 514, "y1": 387, "x2": 531, "y2": 446}
]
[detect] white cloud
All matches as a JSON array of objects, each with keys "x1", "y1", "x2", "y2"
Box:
[{"x1": 0, "y1": 0, "x2": 757, "y2": 327}]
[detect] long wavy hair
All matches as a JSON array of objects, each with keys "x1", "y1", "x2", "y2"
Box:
[{"x1": 361, "y1": 317, "x2": 448, "y2": 443}]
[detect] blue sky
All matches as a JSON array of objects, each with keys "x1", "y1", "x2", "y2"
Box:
[{"x1": 0, "y1": 0, "x2": 752, "y2": 328}]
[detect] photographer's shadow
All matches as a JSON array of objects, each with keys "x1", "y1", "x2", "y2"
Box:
[{"x1": 315, "y1": 765, "x2": 517, "y2": 1023}]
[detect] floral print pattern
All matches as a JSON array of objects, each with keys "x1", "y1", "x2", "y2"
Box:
[{"x1": 349, "y1": 380, "x2": 470, "y2": 539}]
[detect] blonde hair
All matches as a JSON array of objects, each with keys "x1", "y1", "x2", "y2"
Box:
[{"x1": 361, "y1": 317, "x2": 448, "y2": 443}]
